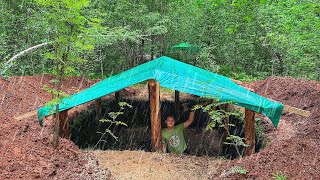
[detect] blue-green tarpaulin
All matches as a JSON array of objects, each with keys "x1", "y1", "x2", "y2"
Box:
[
  {"x1": 38, "y1": 56, "x2": 283, "y2": 127},
  {"x1": 171, "y1": 42, "x2": 201, "y2": 53}
]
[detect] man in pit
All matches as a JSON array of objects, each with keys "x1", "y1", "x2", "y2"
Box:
[{"x1": 161, "y1": 110, "x2": 195, "y2": 154}]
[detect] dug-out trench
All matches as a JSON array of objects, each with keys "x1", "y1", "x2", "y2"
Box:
[{"x1": 69, "y1": 97, "x2": 265, "y2": 158}]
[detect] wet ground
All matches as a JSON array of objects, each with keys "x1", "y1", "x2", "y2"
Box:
[{"x1": 1, "y1": 75, "x2": 319, "y2": 179}]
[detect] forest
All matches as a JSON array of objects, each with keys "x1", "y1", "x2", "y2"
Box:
[{"x1": 1, "y1": 0, "x2": 319, "y2": 81}]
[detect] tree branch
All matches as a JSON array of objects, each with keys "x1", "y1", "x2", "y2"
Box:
[{"x1": 1, "y1": 42, "x2": 51, "y2": 75}]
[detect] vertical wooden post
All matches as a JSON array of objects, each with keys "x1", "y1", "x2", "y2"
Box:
[
  {"x1": 95, "y1": 98, "x2": 102, "y2": 120},
  {"x1": 174, "y1": 90, "x2": 180, "y2": 120},
  {"x1": 148, "y1": 79, "x2": 161, "y2": 151},
  {"x1": 222, "y1": 104, "x2": 230, "y2": 130},
  {"x1": 115, "y1": 91, "x2": 120, "y2": 103},
  {"x1": 59, "y1": 110, "x2": 69, "y2": 138},
  {"x1": 244, "y1": 108, "x2": 255, "y2": 156}
]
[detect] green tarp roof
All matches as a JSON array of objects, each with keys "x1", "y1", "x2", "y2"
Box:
[
  {"x1": 38, "y1": 56, "x2": 284, "y2": 127},
  {"x1": 171, "y1": 42, "x2": 201, "y2": 53}
]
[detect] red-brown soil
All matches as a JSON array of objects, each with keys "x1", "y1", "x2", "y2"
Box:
[
  {"x1": 215, "y1": 76, "x2": 320, "y2": 179},
  {"x1": 1, "y1": 75, "x2": 319, "y2": 179},
  {"x1": 0, "y1": 75, "x2": 111, "y2": 179}
]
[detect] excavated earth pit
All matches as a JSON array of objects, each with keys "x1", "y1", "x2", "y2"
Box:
[{"x1": 1, "y1": 75, "x2": 319, "y2": 179}]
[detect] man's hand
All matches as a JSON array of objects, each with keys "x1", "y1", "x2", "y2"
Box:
[
  {"x1": 184, "y1": 110, "x2": 195, "y2": 128},
  {"x1": 162, "y1": 143, "x2": 167, "y2": 153}
]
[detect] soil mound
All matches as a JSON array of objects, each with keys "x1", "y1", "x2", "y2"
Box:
[
  {"x1": 0, "y1": 75, "x2": 110, "y2": 179},
  {"x1": 214, "y1": 76, "x2": 320, "y2": 179}
]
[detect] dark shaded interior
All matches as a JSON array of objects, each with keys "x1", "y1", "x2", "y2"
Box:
[{"x1": 69, "y1": 95, "x2": 265, "y2": 158}]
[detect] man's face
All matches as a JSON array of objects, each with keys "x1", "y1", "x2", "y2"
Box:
[{"x1": 165, "y1": 116, "x2": 175, "y2": 128}]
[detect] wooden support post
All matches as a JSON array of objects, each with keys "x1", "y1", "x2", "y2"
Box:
[
  {"x1": 222, "y1": 104, "x2": 230, "y2": 130},
  {"x1": 115, "y1": 91, "x2": 120, "y2": 103},
  {"x1": 59, "y1": 110, "x2": 69, "y2": 138},
  {"x1": 148, "y1": 79, "x2": 162, "y2": 151},
  {"x1": 244, "y1": 108, "x2": 255, "y2": 156},
  {"x1": 95, "y1": 98, "x2": 102, "y2": 120},
  {"x1": 175, "y1": 90, "x2": 180, "y2": 120}
]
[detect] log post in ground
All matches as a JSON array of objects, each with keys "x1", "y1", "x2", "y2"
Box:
[
  {"x1": 174, "y1": 90, "x2": 180, "y2": 120},
  {"x1": 115, "y1": 91, "x2": 120, "y2": 103},
  {"x1": 95, "y1": 98, "x2": 102, "y2": 120},
  {"x1": 244, "y1": 108, "x2": 255, "y2": 156},
  {"x1": 148, "y1": 79, "x2": 162, "y2": 151},
  {"x1": 59, "y1": 110, "x2": 69, "y2": 138}
]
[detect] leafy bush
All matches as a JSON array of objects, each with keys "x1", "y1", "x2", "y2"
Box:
[
  {"x1": 272, "y1": 172, "x2": 287, "y2": 180},
  {"x1": 220, "y1": 166, "x2": 248, "y2": 177},
  {"x1": 193, "y1": 100, "x2": 248, "y2": 157}
]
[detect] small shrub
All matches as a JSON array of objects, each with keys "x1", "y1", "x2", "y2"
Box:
[
  {"x1": 272, "y1": 172, "x2": 287, "y2": 180},
  {"x1": 220, "y1": 166, "x2": 248, "y2": 177}
]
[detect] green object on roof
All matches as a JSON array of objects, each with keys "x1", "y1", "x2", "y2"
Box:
[
  {"x1": 38, "y1": 56, "x2": 283, "y2": 127},
  {"x1": 171, "y1": 42, "x2": 201, "y2": 53}
]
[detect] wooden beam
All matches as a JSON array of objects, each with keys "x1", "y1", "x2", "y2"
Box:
[
  {"x1": 59, "y1": 110, "x2": 69, "y2": 139},
  {"x1": 244, "y1": 108, "x2": 255, "y2": 156},
  {"x1": 95, "y1": 98, "x2": 102, "y2": 120},
  {"x1": 283, "y1": 105, "x2": 311, "y2": 117},
  {"x1": 148, "y1": 79, "x2": 162, "y2": 151},
  {"x1": 174, "y1": 90, "x2": 180, "y2": 120},
  {"x1": 14, "y1": 110, "x2": 38, "y2": 121}
]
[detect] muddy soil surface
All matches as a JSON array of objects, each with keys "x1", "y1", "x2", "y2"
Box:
[
  {"x1": 1, "y1": 75, "x2": 319, "y2": 179},
  {"x1": 214, "y1": 77, "x2": 320, "y2": 179},
  {"x1": 0, "y1": 75, "x2": 110, "y2": 179}
]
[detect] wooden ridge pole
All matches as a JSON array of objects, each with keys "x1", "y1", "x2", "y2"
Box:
[
  {"x1": 283, "y1": 105, "x2": 311, "y2": 117},
  {"x1": 148, "y1": 79, "x2": 161, "y2": 151},
  {"x1": 14, "y1": 110, "x2": 38, "y2": 121},
  {"x1": 244, "y1": 108, "x2": 255, "y2": 156}
]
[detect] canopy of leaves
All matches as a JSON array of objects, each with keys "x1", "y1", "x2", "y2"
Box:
[{"x1": 0, "y1": 0, "x2": 319, "y2": 81}]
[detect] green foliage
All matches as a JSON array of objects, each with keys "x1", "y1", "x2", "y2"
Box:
[
  {"x1": 118, "y1": 101, "x2": 133, "y2": 110},
  {"x1": 1, "y1": 0, "x2": 319, "y2": 80},
  {"x1": 194, "y1": 100, "x2": 247, "y2": 157},
  {"x1": 224, "y1": 135, "x2": 249, "y2": 148},
  {"x1": 94, "y1": 102, "x2": 132, "y2": 148},
  {"x1": 220, "y1": 166, "x2": 248, "y2": 177},
  {"x1": 196, "y1": 45, "x2": 220, "y2": 73},
  {"x1": 272, "y1": 172, "x2": 287, "y2": 180}
]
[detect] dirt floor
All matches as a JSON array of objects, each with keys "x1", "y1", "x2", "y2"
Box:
[
  {"x1": 92, "y1": 150, "x2": 224, "y2": 180},
  {"x1": 1, "y1": 75, "x2": 319, "y2": 179}
]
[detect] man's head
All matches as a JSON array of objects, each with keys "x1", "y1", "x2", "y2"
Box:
[{"x1": 165, "y1": 116, "x2": 176, "y2": 128}]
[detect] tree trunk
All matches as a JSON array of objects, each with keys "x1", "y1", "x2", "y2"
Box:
[
  {"x1": 99, "y1": 49, "x2": 104, "y2": 77},
  {"x1": 233, "y1": 33, "x2": 237, "y2": 74},
  {"x1": 140, "y1": 39, "x2": 144, "y2": 63},
  {"x1": 52, "y1": 47, "x2": 68, "y2": 148}
]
